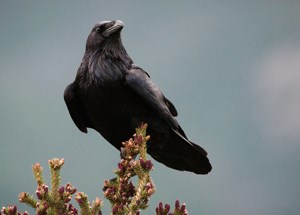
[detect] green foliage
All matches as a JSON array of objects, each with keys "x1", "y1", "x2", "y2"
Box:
[{"x1": 1, "y1": 124, "x2": 188, "y2": 215}]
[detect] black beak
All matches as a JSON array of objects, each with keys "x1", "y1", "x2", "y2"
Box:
[{"x1": 103, "y1": 20, "x2": 124, "y2": 37}]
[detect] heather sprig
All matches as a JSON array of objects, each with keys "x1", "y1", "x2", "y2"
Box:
[
  {"x1": 2, "y1": 124, "x2": 189, "y2": 215},
  {"x1": 17, "y1": 158, "x2": 102, "y2": 215},
  {"x1": 0, "y1": 205, "x2": 28, "y2": 215},
  {"x1": 156, "y1": 200, "x2": 188, "y2": 215},
  {"x1": 103, "y1": 123, "x2": 155, "y2": 215}
]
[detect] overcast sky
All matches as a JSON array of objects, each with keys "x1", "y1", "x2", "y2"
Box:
[{"x1": 1, "y1": 1, "x2": 300, "y2": 214}]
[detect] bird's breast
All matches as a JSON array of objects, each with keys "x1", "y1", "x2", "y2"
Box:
[
  {"x1": 79, "y1": 85, "x2": 152, "y2": 147},
  {"x1": 77, "y1": 54, "x2": 127, "y2": 88}
]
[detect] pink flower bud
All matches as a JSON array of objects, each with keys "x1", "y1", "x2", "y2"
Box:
[
  {"x1": 118, "y1": 162, "x2": 126, "y2": 172},
  {"x1": 134, "y1": 134, "x2": 143, "y2": 144},
  {"x1": 43, "y1": 202, "x2": 49, "y2": 210},
  {"x1": 158, "y1": 202, "x2": 163, "y2": 213},
  {"x1": 64, "y1": 196, "x2": 72, "y2": 203},
  {"x1": 18, "y1": 192, "x2": 27, "y2": 202},
  {"x1": 140, "y1": 159, "x2": 153, "y2": 170},
  {"x1": 68, "y1": 204, "x2": 78, "y2": 214},
  {"x1": 94, "y1": 197, "x2": 102, "y2": 207},
  {"x1": 175, "y1": 200, "x2": 180, "y2": 209},
  {"x1": 66, "y1": 183, "x2": 77, "y2": 195},
  {"x1": 42, "y1": 184, "x2": 48, "y2": 194},
  {"x1": 165, "y1": 204, "x2": 170, "y2": 213},
  {"x1": 35, "y1": 189, "x2": 42, "y2": 200},
  {"x1": 58, "y1": 186, "x2": 64, "y2": 196},
  {"x1": 180, "y1": 203, "x2": 186, "y2": 213},
  {"x1": 112, "y1": 205, "x2": 118, "y2": 214},
  {"x1": 7, "y1": 205, "x2": 17, "y2": 214},
  {"x1": 1, "y1": 207, "x2": 6, "y2": 215}
]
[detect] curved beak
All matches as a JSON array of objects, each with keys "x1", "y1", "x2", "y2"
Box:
[{"x1": 103, "y1": 20, "x2": 124, "y2": 37}]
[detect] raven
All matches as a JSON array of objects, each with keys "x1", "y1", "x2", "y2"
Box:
[{"x1": 64, "y1": 20, "x2": 212, "y2": 174}]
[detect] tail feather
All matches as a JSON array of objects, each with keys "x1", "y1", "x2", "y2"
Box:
[{"x1": 149, "y1": 129, "x2": 212, "y2": 174}]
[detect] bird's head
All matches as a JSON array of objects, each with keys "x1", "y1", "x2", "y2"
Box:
[{"x1": 86, "y1": 20, "x2": 124, "y2": 51}]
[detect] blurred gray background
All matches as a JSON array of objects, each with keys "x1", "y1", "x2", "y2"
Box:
[{"x1": 1, "y1": 1, "x2": 300, "y2": 214}]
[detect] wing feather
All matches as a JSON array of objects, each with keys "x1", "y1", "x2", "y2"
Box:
[
  {"x1": 64, "y1": 82, "x2": 92, "y2": 133},
  {"x1": 125, "y1": 67, "x2": 178, "y2": 128}
]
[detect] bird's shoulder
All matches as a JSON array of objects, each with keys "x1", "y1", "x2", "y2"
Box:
[{"x1": 125, "y1": 65, "x2": 179, "y2": 126}]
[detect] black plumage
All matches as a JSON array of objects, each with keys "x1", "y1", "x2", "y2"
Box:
[{"x1": 64, "y1": 20, "x2": 212, "y2": 174}]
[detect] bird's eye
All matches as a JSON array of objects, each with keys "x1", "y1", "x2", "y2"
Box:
[{"x1": 94, "y1": 26, "x2": 105, "y2": 33}]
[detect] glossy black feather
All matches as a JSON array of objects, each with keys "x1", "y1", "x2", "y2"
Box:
[{"x1": 64, "y1": 20, "x2": 212, "y2": 174}]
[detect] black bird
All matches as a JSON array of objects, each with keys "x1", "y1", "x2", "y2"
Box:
[{"x1": 64, "y1": 20, "x2": 212, "y2": 174}]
